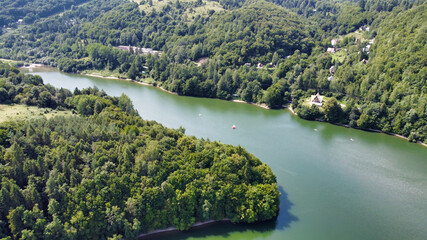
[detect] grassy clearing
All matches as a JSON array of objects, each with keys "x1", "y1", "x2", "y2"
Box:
[
  {"x1": 341, "y1": 30, "x2": 371, "y2": 43},
  {"x1": 330, "y1": 50, "x2": 347, "y2": 64},
  {"x1": 0, "y1": 104, "x2": 74, "y2": 123},
  {"x1": 131, "y1": 0, "x2": 224, "y2": 20},
  {"x1": 0, "y1": 58, "x2": 24, "y2": 66},
  {"x1": 185, "y1": 1, "x2": 224, "y2": 20},
  {"x1": 0, "y1": 58, "x2": 19, "y2": 64},
  {"x1": 140, "y1": 77, "x2": 156, "y2": 84},
  {"x1": 81, "y1": 68, "x2": 128, "y2": 79},
  {"x1": 303, "y1": 96, "x2": 347, "y2": 109}
]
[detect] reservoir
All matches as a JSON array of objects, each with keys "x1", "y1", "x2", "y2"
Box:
[{"x1": 24, "y1": 68, "x2": 427, "y2": 240}]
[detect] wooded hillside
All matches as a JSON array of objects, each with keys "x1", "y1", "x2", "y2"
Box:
[
  {"x1": 0, "y1": 62, "x2": 280, "y2": 239},
  {"x1": 0, "y1": 0, "x2": 425, "y2": 143}
]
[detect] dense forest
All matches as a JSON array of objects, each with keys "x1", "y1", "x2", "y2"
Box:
[
  {"x1": 0, "y1": 0, "x2": 425, "y2": 143},
  {"x1": 0, "y1": 0, "x2": 91, "y2": 27},
  {"x1": 0, "y1": 62, "x2": 280, "y2": 239}
]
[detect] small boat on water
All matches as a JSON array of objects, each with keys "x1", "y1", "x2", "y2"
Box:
[{"x1": 232, "y1": 125, "x2": 236, "y2": 129}]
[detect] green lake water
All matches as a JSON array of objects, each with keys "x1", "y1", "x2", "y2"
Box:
[{"x1": 25, "y1": 68, "x2": 427, "y2": 240}]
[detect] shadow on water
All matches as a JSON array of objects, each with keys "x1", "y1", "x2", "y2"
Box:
[
  {"x1": 141, "y1": 186, "x2": 297, "y2": 240},
  {"x1": 275, "y1": 186, "x2": 298, "y2": 230}
]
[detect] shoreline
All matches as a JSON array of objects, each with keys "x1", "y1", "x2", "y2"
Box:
[
  {"x1": 231, "y1": 99, "x2": 270, "y2": 109},
  {"x1": 338, "y1": 124, "x2": 427, "y2": 147},
  {"x1": 21, "y1": 66, "x2": 426, "y2": 147},
  {"x1": 20, "y1": 63, "x2": 46, "y2": 68},
  {"x1": 137, "y1": 219, "x2": 231, "y2": 239},
  {"x1": 287, "y1": 105, "x2": 297, "y2": 116},
  {"x1": 82, "y1": 73, "x2": 178, "y2": 95},
  {"x1": 288, "y1": 105, "x2": 426, "y2": 147}
]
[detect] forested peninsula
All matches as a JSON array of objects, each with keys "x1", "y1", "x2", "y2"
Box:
[
  {"x1": 0, "y1": 0, "x2": 425, "y2": 144},
  {"x1": 0, "y1": 62, "x2": 280, "y2": 239}
]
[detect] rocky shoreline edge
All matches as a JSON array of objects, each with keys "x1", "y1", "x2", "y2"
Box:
[{"x1": 137, "y1": 219, "x2": 231, "y2": 239}]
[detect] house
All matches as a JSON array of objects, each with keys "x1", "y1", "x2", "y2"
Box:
[
  {"x1": 245, "y1": 63, "x2": 251, "y2": 67},
  {"x1": 331, "y1": 39, "x2": 338, "y2": 46},
  {"x1": 196, "y1": 57, "x2": 209, "y2": 67},
  {"x1": 140, "y1": 48, "x2": 161, "y2": 55},
  {"x1": 257, "y1": 62, "x2": 263, "y2": 68},
  {"x1": 361, "y1": 59, "x2": 368, "y2": 64},
  {"x1": 117, "y1": 45, "x2": 130, "y2": 51},
  {"x1": 327, "y1": 75, "x2": 334, "y2": 81},
  {"x1": 17, "y1": 19, "x2": 24, "y2": 25},
  {"x1": 329, "y1": 66, "x2": 335, "y2": 74},
  {"x1": 359, "y1": 25, "x2": 370, "y2": 32},
  {"x1": 310, "y1": 93, "x2": 324, "y2": 106},
  {"x1": 117, "y1": 46, "x2": 161, "y2": 55},
  {"x1": 362, "y1": 44, "x2": 371, "y2": 53},
  {"x1": 327, "y1": 47, "x2": 335, "y2": 53}
]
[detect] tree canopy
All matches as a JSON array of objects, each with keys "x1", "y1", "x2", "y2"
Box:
[
  {"x1": 0, "y1": 62, "x2": 280, "y2": 239},
  {"x1": 0, "y1": 0, "x2": 425, "y2": 143}
]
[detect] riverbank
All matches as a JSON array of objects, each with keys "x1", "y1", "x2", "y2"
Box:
[
  {"x1": 83, "y1": 73, "x2": 178, "y2": 95},
  {"x1": 232, "y1": 99, "x2": 270, "y2": 109},
  {"x1": 20, "y1": 66, "x2": 426, "y2": 147},
  {"x1": 101, "y1": 71, "x2": 426, "y2": 147},
  {"x1": 20, "y1": 63, "x2": 46, "y2": 68},
  {"x1": 84, "y1": 73, "x2": 130, "y2": 81},
  {"x1": 83, "y1": 72, "x2": 270, "y2": 105},
  {"x1": 287, "y1": 105, "x2": 297, "y2": 116},
  {"x1": 287, "y1": 105, "x2": 427, "y2": 147},
  {"x1": 79, "y1": 69, "x2": 269, "y2": 108},
  {"x1": 138, "y1": 219, "x2": 231, "y2": 239},
  {"x1": 328, "y1": 123, "x2": 427, "y2": 147}
]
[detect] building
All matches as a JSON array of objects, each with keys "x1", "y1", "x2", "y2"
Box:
[
  {"x1": 362, "y1": 44, "x2": 371, "y2": 53},
  {"x1": 117, "y1": 46, "x2": 130, "y2": 51},
  {"x1": 327, "y1": 47, "x2": 335, "y2": 53},
  {"x1": 328, "y1": 75, "x2": 334, "y2": 81},
  {"x1": 17, "y1": 19, "x2": 24, "y2": 25},
  {"x1": 331, "y1": 39, "x2": 338, "y2": 46},
  {"x1": 117, "y1": 46, "x2": 161, "y2": 55},
  {"x1": 310, "y1": 93, "x2": 324, "y2": 106},
  {"x1": 329, "y1": 66, "x2": 335, "y2": 74},
  {"x1": 196, "y1": 57, "x2": 209, "y2": 67},
  {"x1": 359, "y1": 25, "x2": 370, "y2": 32}
]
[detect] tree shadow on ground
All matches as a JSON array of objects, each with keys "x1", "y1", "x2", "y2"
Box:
[{"x1": 141, "y1": 185, "x2": 298, "y2": 240}]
